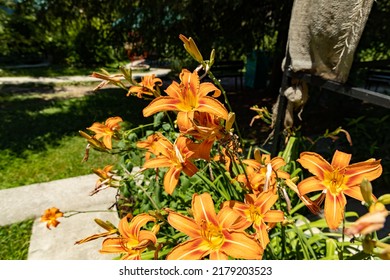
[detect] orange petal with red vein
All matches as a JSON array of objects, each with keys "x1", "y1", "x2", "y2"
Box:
[
  {"x1": 324, "y1": 192, "x2": 346, "y2": 229},
  {"x1": 345, "y1": 159, "x2": 382, "y2": 186},
  {"x1": 143, "y1": 96, "x2": 181, "y2": 117},
  {"x1": 166, "y1": 238, "x2": 209, "y2": 260},
  {"x1": 192, "y1": 193, "x2": 219, "y2": 225},
  {"x1": 142, "y1": 157, "x2": 172, "y2": 169},
  {"x1": 221, "y1": 231, "x2": 263, "y2": 260},
  {"x1": 163, "y1": 166, "x2": 182, "y2": 195},
  {"x1": 217, "y1": 207, "x2": 250, "y2": 230},
  {"x1": 298, "y1": 176, "x2": 325, "y2": 196},
  {"x1": 167, "y1": 211, "x2": 200, "y2": 238},
  {"x1": 197, "y1": 96, "x2": 229, "y2": 120},
  {"x1": 264, "y1": 210, "x2": 285, "y2": 223},
  {"x1": 198, "y1": 82, "x2": 221, "y2": 97},
  {"x1": 331, "y1": 150, "x2": 351, "y2": 169},
  {"x1": 298, "y1": 152, "x2": 333, "y2": 180}
]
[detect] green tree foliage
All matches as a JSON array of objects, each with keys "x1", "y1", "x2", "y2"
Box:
[{"x1": 0, "y1": 0, "x2": 389, "y2": 67}]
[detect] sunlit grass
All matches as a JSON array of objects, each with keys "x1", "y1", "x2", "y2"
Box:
[
  {"x1": 0, "y1": 136, "x2": 119, "y2": 190},
  {"x1": 0, "y1": 219, "x2": 34, "y2": 260}
]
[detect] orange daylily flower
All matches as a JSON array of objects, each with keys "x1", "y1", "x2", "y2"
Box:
[
  {"x1": 297, "y1": 150, "x2": 382, "y2": 229},
  {"x1": 236, "y1": 154, "x2": 290, "y2": 194},
  {"x1": 127, "y1": 74, "x2": 162, "y2": 98},
  {"x1": 223, "y1": 192, "x2": 285, "y2": 249},
  {"x1": 100, "y1": 213, "x2": 158, "y2": 260},
  {"x1": 179, "y1": 111, "x2": 226, "y2": 161},
  {"x1": 87, "y1": 116, "x2": 123, "y2": 149},
  {"x1": 140, "y1": 135, "x2": 199, "y2": 195},
  {"x1": 142, "y1": 69, "x2": 228, "y2": 128},
  {"x1": 166, "y1": 193, "x2": 263, "y2": 260},
  {"x1": 136, "y1": 132, "x2": 172, "y2": 160},
  {"x1": 40, "y1": 207, "x2": 64, "y2": 229}
]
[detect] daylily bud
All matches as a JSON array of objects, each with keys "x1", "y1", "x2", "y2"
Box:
[
  {"x1": 378, "y1": 194, "x2": 390, "y2": 205},
  {"x1": 360, "y1": 178, "x2": 373, "y2": 205},
  {"x1": 179, "y1": 34, "x2": 203, "y2": 63},
  {"x1": 254, "y1": 148, "x2": 262, "y2": 163},
  {"x1": 225, "y1": 112, "x2": 235, "y2": 131},
  {"x1": 209, "y1": 49, "x2": 215, "y2": 66}
]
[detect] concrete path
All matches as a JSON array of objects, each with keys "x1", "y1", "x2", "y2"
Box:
[
  {"x1": 0, "y1": 174, "x2": 120, "y2": 259},
  {"x1": 0, "y1": 67, "x2": 171, "y2": 85}
]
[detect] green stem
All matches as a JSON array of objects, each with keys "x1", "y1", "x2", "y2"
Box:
[
  {"x1": 64, "y1": 209, "x2": 116, "y2": 218},
  {"x1": 206, "y1": 69, "x2": 244, "y2": 145}
]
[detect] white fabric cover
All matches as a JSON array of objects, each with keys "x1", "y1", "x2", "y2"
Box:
[{"x1": 286, "y1": 0, "x2": 374, "y2": 83}]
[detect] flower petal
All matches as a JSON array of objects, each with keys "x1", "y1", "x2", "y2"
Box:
[
  {"x1": 209, "y1": 250, "x2": 229, "y2": 260},
  {"x1": 298, "y1": 176, "x2": 326, "y2": 196},
  {"x1": 264, "y1": 210, "x2": 285, "y2": 223},
  {"x1": 324, "y1": 192, "x2": 346, "y2": 229},
  {"x1": 167, "y1": 211, "x2": 200, "y2": 238},
  {"x1": 197, "y1": 96, "x2": 229, "y2": 120},
  {"x1": 143, "y1": 96, "x2": 181, "y2": 117},
  {"x1": 298, "y1": 152, "x2": 333, "y2": 180},
  {"x1": 331, "y1": 150, "x2": 351, "y2": 169},
  {"x1": 192, "y1": 193, "x2": 219, "y2": 225},
  {"x1": 163, "y1": 166, "x2": 182, "y2": 195},
  {"x1": 253, "y1": 223, "x2": 270, "y2": 249},
  {"x1": 142, "y1": 157, "x2": 172, "y2": 169},
  {"x1": 121, "y1": 214, "x2": 155, "y2": 238},
  {"x1": 345, "y1": 159, "x2": 382, "y2": 186},
  {"x1": 271, "y1": 157, "x2": 287, "y2": 171},
  {"x1": 198, "y1": 82, "x2": 221, "y2": 98},
  {"x1": 166, "y1": 238, "x2": 210, "y2": 260},
  {"x1": 100, "y1": 237, "x2": 125, "y2": 254},
  {"x1": 255, "y1": 191, "x2": 279, "y2": 213},
  {"x1": 221, "y1": 231, "x2": 263, "y2": 260},
  {"x1": 217, "y1": 207, "x2": 250, "y2": 230}
]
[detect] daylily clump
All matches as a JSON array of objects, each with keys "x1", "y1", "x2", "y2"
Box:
[{"x1": 43, "y1": 33, "x2": 389, "y2": 261}]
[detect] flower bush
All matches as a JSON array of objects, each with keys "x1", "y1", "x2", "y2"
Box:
[{"x1": 42, "y1": 34, "x2": 390, "y2": 260}]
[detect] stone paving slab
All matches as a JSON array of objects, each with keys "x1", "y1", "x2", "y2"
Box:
[
  {"x1": 29, "y1": 207, "x2": 119, "y2": 260},
  {"x1": 0, "y1": 174, "x2": 121, "y2": 259},
  {"x1": 0, "y1": 174, "x2": 117, "y2": 226}
]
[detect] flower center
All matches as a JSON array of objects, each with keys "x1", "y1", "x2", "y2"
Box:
[
  {"x1": 201, "y1": 222, "x2": 225, "y2": 250},
  {"x1": 247, "y1": 205, "x2": 263, "y2": 226},
  {"x1": 323, "y1": 169, "x2": 347, "y2": 195}
]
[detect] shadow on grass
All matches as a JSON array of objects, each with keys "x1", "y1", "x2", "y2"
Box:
[{"x1": 0, "y1": 87, "x2": 151, "y2": 155}]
